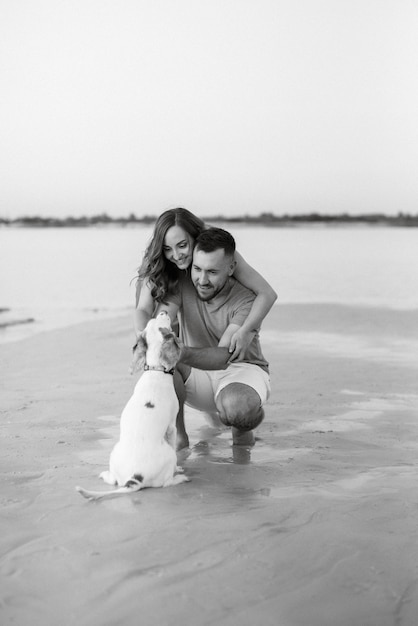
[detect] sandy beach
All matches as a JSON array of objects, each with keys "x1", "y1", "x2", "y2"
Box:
[{"x1": 1, "y1": 303, "x2": 418, "y2": 626}]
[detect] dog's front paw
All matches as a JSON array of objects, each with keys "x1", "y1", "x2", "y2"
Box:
[{"x1": 175, "y1": 465, "x2": 185, "y2": 474}]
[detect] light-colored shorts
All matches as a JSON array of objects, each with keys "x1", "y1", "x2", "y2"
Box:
[{"x1": 184, "y1": 363, "x2": 271, "y2": 414}]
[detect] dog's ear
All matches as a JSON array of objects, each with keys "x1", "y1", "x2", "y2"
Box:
[
  {"x1": 159, "y1": 328, "x2": 181, "y2": 371},
  {"x1": 130, "y1": 332, "x2": 147, "y2": 374}
]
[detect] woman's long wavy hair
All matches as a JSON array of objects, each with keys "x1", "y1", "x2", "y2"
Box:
[{"x1": 137, "y1": 208, "x2": 205, "y2": 304}]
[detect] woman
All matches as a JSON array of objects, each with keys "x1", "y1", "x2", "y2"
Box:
[{"x1": 135, "y1": 207, "x2": 277, "y2": 361}]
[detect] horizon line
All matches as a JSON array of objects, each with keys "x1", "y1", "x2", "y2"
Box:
[{"x1": 2, "y1": 210, "x2": 418, "y2": 223}]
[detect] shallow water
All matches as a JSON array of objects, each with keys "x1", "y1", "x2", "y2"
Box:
[{"x1": 1, "y1": 225, "x2": 418, "y2": 343}]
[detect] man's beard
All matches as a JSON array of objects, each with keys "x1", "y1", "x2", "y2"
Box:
[{"x1": 195, "y1": 282, "x2": 225, "y2": 302}]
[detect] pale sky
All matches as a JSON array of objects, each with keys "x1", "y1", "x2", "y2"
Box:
[{"x1": 1, "y1": 0, "x2": 418, "y2": 219}]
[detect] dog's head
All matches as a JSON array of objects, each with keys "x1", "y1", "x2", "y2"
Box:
[
  {"x1": 158, "y1": 326, "x2": 182, "y2": 372},
  {"x1": 130, "y1": 312, "x2": 181, "y2": 374}
]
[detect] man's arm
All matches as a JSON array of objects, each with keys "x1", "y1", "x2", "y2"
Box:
[
  {"x1": 178, "y1": 323, "x2": 241, "y2": 371},
  {"x1": 179, "y1": 345, "x2": 230, "y2": 370},
  {"x1": 155, "y1": 300, "x2": 228, "y2": 370},
  {"x1": 155, "y1": 302, "x2": 240, "y2": 371}
]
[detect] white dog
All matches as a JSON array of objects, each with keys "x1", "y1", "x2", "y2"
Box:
[{"x1": 76, "y1": 311, "x2": 189, "y2": 500}]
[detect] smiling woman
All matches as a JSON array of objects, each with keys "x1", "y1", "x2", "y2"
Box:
[
  {"x1": 135, "y1": 208, "x2": 206, "y2": 332},
  {"x1": 162, "y1": 225, "x2": 195, "y2": 270}
]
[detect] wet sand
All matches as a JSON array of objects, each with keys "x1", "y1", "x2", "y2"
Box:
[{"x1": 1, "y1": 304, "x2": 418, "y2": 626}]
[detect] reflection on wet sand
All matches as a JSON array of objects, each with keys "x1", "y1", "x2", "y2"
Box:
[{"x1": 2, "y1": 306, "x2": 418, "y2": 626}]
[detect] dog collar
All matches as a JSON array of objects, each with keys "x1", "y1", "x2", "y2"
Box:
[{"x1": 143, "y1": 364, "x2": 175, "y2": 376}]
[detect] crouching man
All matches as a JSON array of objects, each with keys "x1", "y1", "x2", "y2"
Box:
[{"x1": 156, "y1": 227, "x2": 271, "y2": 448}]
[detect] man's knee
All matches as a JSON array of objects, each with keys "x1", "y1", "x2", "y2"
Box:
[{"x1": 216, "y1": 383, "x2": 264, "y2": 431}]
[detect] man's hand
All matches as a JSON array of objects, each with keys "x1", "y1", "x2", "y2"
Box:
[{"x1": 228, "y1": 328, "x2": 255, "y2": 362}]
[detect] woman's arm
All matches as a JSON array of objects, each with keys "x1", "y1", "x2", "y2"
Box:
[
  {"x1": 229, "y1": 251, "x2": 278, "y2": 361},
  {"x1": 134, "y1": 279, "x2": 155, "y2": 336}
]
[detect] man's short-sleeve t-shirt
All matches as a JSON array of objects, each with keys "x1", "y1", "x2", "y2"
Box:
[{"x1": 169, "y1": 273, "x2": 269, "y2": 373}]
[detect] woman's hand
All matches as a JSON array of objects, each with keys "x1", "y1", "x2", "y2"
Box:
[{"x1": 228, "y1": 327, "x2": 255, "y2": 362}]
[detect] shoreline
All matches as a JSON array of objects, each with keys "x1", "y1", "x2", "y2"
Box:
[
  {"x1": 0, "y1": 305, "x2": 132, "y2": 345},
  {"x1": 2, "y1": 301, "x2": 418, "y2": 346},
  {"x1": 1, "y1": 304, "x2": 418, "y2": 625}
]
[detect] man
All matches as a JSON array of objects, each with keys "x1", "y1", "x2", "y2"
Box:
[{"x1": 157, "y1": 227, "x2": 271, "y2": 448}]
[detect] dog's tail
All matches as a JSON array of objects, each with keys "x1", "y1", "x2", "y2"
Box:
[{"x1": 76, "y1": 475, "x2": 144, "y2": 501}]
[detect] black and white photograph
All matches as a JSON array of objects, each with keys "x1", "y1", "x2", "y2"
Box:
[{"x1": 1, "y1": 2, "x2": 418, "y2": 625}]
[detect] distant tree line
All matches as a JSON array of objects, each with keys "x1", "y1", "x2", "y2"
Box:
[{"x1": 1, "y1": 211, "x2": 418, "y2": 227}]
